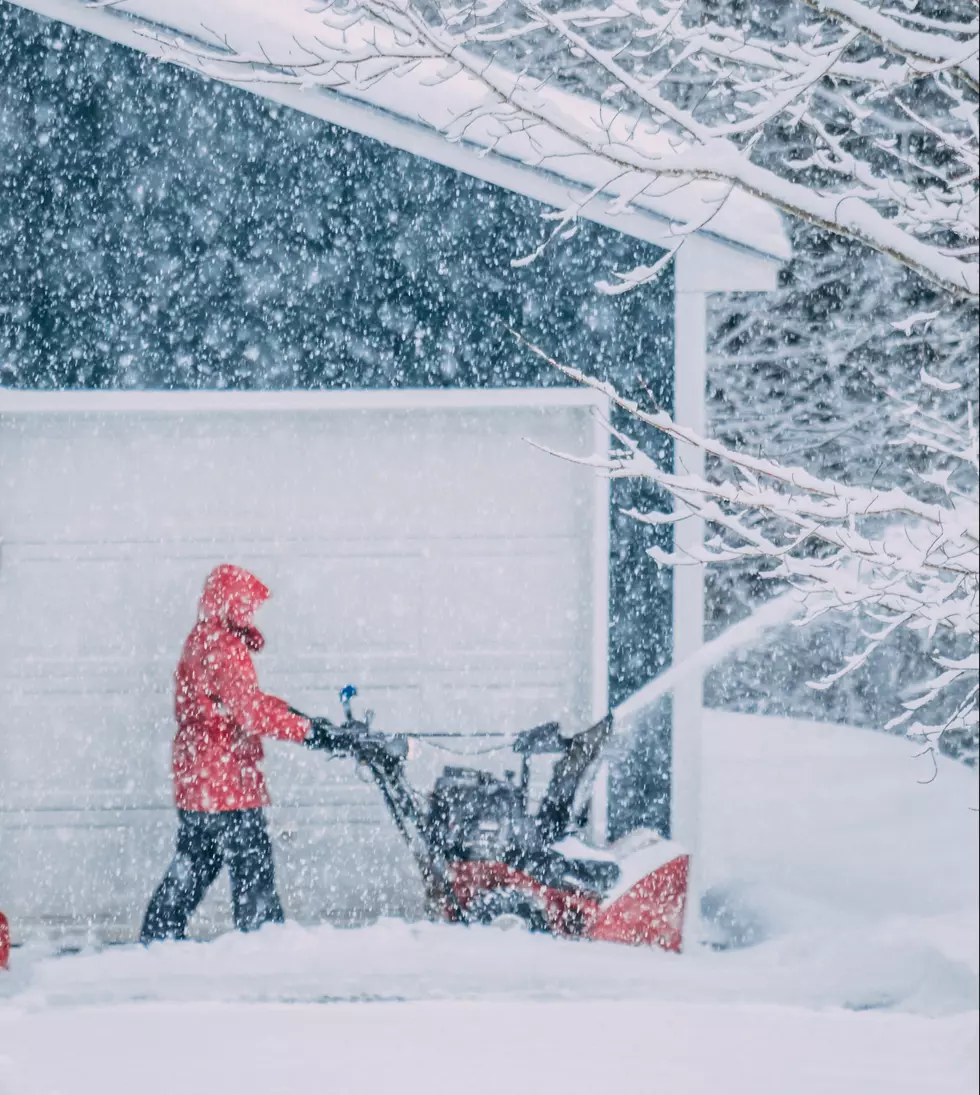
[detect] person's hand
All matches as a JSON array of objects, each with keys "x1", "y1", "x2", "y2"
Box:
[{"x1": 304, "y1": 717, "x2": 340, "y2": 751}]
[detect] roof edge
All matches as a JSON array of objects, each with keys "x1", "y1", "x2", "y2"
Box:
[{"x1": 9, "y1": 0, "x2": 791, "y2": 269}]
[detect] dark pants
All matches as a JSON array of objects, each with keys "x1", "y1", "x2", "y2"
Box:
[{"x1": 141, "y1": 808, "x2": 285, "y2": 943}]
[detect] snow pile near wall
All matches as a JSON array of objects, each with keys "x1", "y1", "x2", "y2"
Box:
[
  {"x1": 698, "y1": 710, "x2": 978, "y2": 974},
  {"x1": 3, "y1": 711, "x2": 977, "y2": 1017}
]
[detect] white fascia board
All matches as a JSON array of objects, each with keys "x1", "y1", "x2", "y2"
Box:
[
  {"x1": 0, "y1": 387, "x2": 608, "y2": 414},
  {"x1": 11, "y1": 0, "x2": 790, "y2": 279}
]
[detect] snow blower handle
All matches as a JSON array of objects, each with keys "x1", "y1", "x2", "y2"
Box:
[
  {"x1": 339, "y1": 684, "x2": 357, "y2": 725},
  {"x1": 304, "y1": 717, "x2": 348, "y2": 752}
]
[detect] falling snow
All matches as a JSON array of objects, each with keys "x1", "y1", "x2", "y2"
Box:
[{"x1": 0, "y1": 1, "x2": 977, "y2": 1093}]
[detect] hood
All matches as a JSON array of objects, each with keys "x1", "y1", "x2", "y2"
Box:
[{"x1": 198, "y1": 564, "x2": 270, "y2": 651}]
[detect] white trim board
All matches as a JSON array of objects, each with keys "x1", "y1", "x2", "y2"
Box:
[{"x1": 0, "y1": 387, "x2": 607, "y2": 414}]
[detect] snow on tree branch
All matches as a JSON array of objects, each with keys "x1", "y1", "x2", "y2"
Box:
[
  {"x1": 804, "y1": 0, "x2": 980, "y2": 88},
  {"x1": 517, "y1": 329, "x2": 979, "y2": 761},
  {"x1": 608, "y1": 375, "x2": 977, "y2": 758},
  {"x1": 130, "y1": 0, "x2": 978, "y2": 298}
]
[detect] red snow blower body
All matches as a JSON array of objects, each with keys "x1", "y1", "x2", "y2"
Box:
[{"x1": 312, "y1": 689, "x2": 688, "y2": 951}]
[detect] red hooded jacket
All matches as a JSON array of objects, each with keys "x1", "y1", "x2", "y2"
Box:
[{"x1": 172, "y1": 565, "x2": 311, "y2": 813}]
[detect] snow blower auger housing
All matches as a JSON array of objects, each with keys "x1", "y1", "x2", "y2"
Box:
[{"x1": 307, "y1": 687, "x2": 689, "y2": 951}]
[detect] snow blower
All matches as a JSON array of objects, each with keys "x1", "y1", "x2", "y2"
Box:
[{"x1": 307, "y1": 686, "x2": 689, "y2": 951}]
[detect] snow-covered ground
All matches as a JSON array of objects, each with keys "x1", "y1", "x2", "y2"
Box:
[
  {"x1": 1, "y1": 709, "x2": 977, "y2": 1094},
  {"x1": 3, "y1": 999, "x2": 976, "y2": 1095}
]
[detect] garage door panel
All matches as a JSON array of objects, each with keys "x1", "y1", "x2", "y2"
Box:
[
  {"x1": 0, "y1": 816, "x2": 172, "y2": 928},
  {"x1": 402, "y1": 410, "x2": 593, "y2": 540},
  {"x1": 1, "y1": 550, "x2": 425, "y2": 664},
  {"x1": 422, "y1": 551, "x2": 587, "y2": 655},
  {"x1": 0, "y1": 544, "x2": 588, "y2": 668},
  {"x1": 1, "y1": 410, "x2": 593, "y2": 543},
  {"x1": 1, "y1": 663, "x2": 570, "y2": 805},
  {"x1": 0, "y1": 547, "x2": 587, "y2": 666},
  {"x1": 0, "y1": 688, "x2": 173, "y2": 810},
  {"x1": 0, "y1": 813, "x2": 424, "y2": 935},
  {"x1": 272, "y1": 821, "x2": 425, "y2": 922},
  {"x1": 0, "y1": 679, "x2": 430, "y2": 809},
  {"x1": 423, "y1": 681, "x2": 573, "y2": 738},
  {"x1": 255, "y1": 554, "x2": 423, "y2": 657},
  {"x1": 0, "y1": 553, "x2": 197, "y2": 663},
  {"x1": 0, "y1": 542, "x2": 587, "y2": 659}
]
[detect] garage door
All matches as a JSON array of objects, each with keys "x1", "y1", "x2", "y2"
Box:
[{"x1": 0, "y1": 389, "x2": 608, "y2": 941}]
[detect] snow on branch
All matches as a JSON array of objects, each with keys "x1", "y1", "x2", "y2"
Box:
[
  {"x1": 620, "y1": 383, "x2": 977, "y2": 754},
  {"x1": 121, "y1": 0, "x2": 978, "y2": 298},
  {"x1": 517, "y1": 330, "x2": 979, "y2": 761},
  {"x1": 805, "y1": 0, "x2": 980, "y2": 88}
]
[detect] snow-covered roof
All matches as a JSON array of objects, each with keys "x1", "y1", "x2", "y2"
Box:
[{"x1": 13, "y1": 0, "x2": 790, "y2": 265}]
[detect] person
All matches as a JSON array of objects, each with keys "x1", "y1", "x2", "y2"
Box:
[{"x1": 141, "y1": 564, "x2": 329, "y2": 942}]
